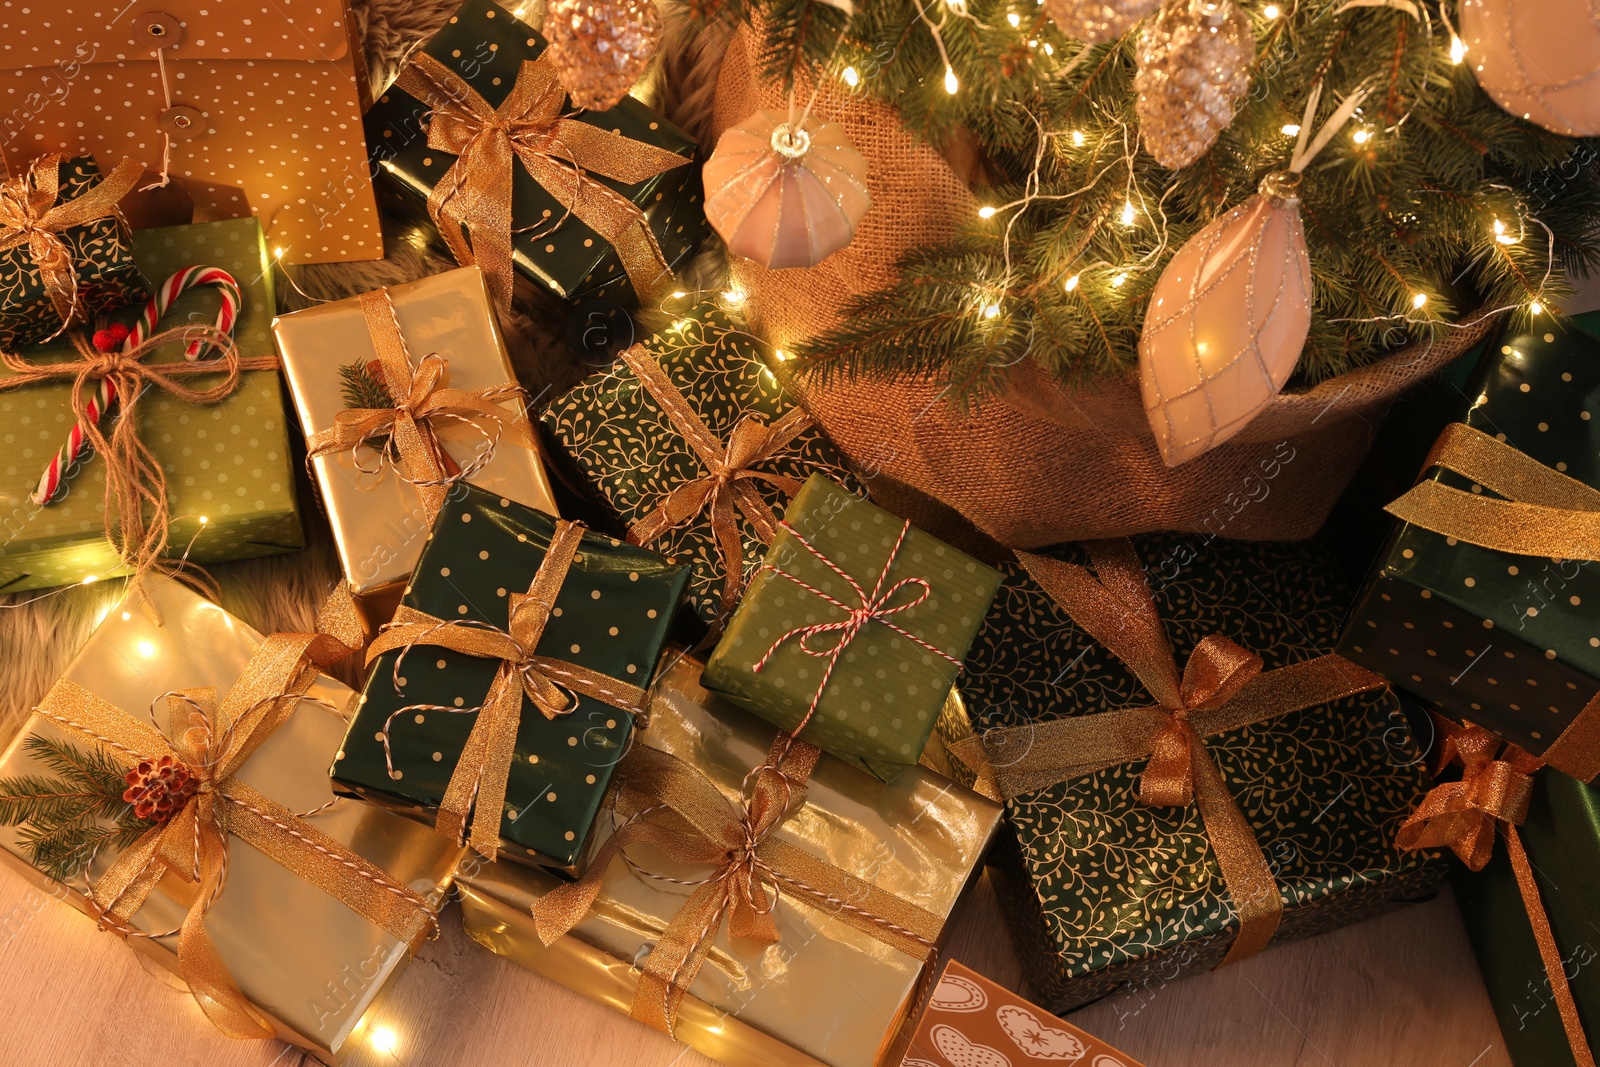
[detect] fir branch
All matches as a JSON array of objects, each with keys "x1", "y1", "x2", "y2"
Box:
[
  {"x1": 338, "y1": 359, "x2": 395, "y2": 453},
  {"x1": 0, "y1": 736, "x2": 147, "y2": 882}
]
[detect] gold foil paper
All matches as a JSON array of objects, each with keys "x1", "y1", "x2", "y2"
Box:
[
  {"x1": 272, "y1": 265, "x2": 557, "y2": 595},
  {"x1": 0, "y1": 580, "x2": 462, "y2": 1064},
  {"x1": 459, "y1": 656, "x2": 1001, "y2": 1067}
]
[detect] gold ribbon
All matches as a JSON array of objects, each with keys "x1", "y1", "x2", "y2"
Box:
[
  {"x1": 1396, "y1": 718, "x2": 1595, "y2": 1067},
  {"x1": 31, "y1": 584, "x2": 438, "y2": 1041},
  {"x1": 1386, "y1": 421, "x2": 1600, "y2": 783},
  {"x1": 365, "y1": 518, "x2": 648, "y2": 859},
  {"x1": 530, "y1": 734, "x2": 943, "y2": 1036},
  {"x1": 396, "y1": 53, "x2": 686, "y2": 312},
  {"x1": 305, "y1": 287, "x2": 535, "y2": 525},
  {"x1": 948, "y1": 541, "x2": 1387, "y2": 966},
  {"x1": 618, "y1": 343, "x2": 813, "y2": 620},
  {"x1": 0, "y1": 154, "x2": 144, "y2": 339}
]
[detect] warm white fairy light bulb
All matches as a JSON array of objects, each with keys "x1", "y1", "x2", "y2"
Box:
[
  {"x1": 1353, "y1": 128, "x2": 1371, "y2": 144},
  {"x1": 1450, "y1": 36, "x2": 1467, "y2": 64},
  {"x1": 1531, "y1": 300, "x2": 1545, "y2": 314},
  {"x1": 842, "y1": 65, "x2": 860, "y2": 87},
  {"x1": 1263, "y1": 4, "x2": 1280, "y2": 17},
  {"x1": 1121, "y1": 200, "x2": 1137, "y2": 226},
  {"x1": 944, "y1": 66, "x2": 959, "y2": 94},
  {"x1": 1064, "y1": 274, "x2": 1080, "y2": 291},
  {"x1": 1112, "y1": 272, "x2": 1129, "y2": 287},
  {"x1": 1007, "y1": 11, "x2": 1021, "y2": 26},
  {"x1": 983, "y1": 303, "x2": 1002, "y2": 319},
  {"x1": 1281, "y1": 123, "x2": 1301, "y2": 135},
  {"x1": 1412, "y1": 292, "x2": 1428, "y2": 309},
  {"x1": 979, "y1": 206, "x2": 997, "y2": 218},
  {"x1": 1071, "y1": 129, "x2": 1085, "y2": 146}
]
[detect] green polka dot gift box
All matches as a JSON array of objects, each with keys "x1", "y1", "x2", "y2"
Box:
[
  {"x1": 333, "y1": 483, "x2": 689, "y2": 872},
  {"x1": 702, "y1": 474, "x2": 1004, "y2": 782},
  {"x1": 364, "y1": 0, "x2": 707, "y2": 308},
  {"x1": 0, "y1": 217, "x2": 302, "y2": 593},
  {"x1": 1337, "y1": 314, "x2": 1600, "y2": 781}
]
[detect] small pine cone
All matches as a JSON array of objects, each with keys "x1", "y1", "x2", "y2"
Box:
[
  {"x1": 545, "y1": 0, "x2": 662, "y2": 111},
  {"x1": 123, "y1": 755, "x2": 199, "y2": 824},
  {"x1": 1135, "y1": 0, "x2": 1255, "y2": 169},
  {"x1": 1042, "y1": 0, "x2": 1161, "y2": 44}
]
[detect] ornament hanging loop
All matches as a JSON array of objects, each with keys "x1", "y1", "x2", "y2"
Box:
[{"x1": 770, "y1": 124, "x2": 812, "y2": 161}]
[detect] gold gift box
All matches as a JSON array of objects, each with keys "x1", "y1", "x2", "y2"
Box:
[
  {"x1": 459, "y1": 656, "x2": 1001, "y2": 1067},
  {"x1": 272, "y1": 265, "x2": 557, "y2": 597},
  {"x1": 0, "y1": 580, "x2": 462, "y2": 1064}
]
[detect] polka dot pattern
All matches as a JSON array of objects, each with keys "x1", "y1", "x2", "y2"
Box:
[
  {"x1": 0, "y1": 217, "x2": 302, "y2": 592},
  {"x1": 0, "y1": 1, "x2": 383, "y2": 263},
  {"x1": 703, "y1": 475, "x2": 1003, "y2": 779}
]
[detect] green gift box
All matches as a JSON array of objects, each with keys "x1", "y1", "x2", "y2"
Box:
[
  {"x1": 541, "y1": 302, "x2": 863, "y2": 627},
  {"x1": 958, "y1": 534, "x2": 1447, "y2": 1011},
  {"x1": 332, "y1": 483, "x2": 689, "y2": 871},
  {"x1": 365, "y1": 0, "x2": 706, "y2": 306},
  {"x1": 702, "y1": 474, "x2": 1003, "y2": 780},
  {"x1": 0, "y1": 217, "x2": 302, "y2": 592},
  {"x1": 1337, "y1": 314, "x2": 1600, "y2": 776},
  {"x1": 0, "y1": 155, "x2": 147, "y2": 351}
]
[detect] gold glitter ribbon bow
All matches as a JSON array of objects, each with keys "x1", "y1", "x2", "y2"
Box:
[
  {"x1": 0, "y1": 154, "x2": 144, "y2": 339},
  {"x1": 305, "y1": 287, "x2": 535, "y2": 525},
  {"x1": 1396, "y1": 718, "x2": 1595, "y2": 1067},
  {"x1": 948, "y1": 541, "x2": 1387, "y2": 967},
  {"x1": 365, "y1": 518, "x2": 648, "y2": 859},
  {"x1": 396, "y1": 53, "x2": 686, "y2": 313},
  {"x1": 530, "y1": 734, "x2": 943, "y2": 1036},
  {"x1": 29, "y1": 585, "x2": 438, "y2": 1041},
  {"x1": 1385, "y1": 421, "x2": 1600, "y2": 783},
  {"x1": 618, "y1": 343, "x2": 814, "y2": 620}
]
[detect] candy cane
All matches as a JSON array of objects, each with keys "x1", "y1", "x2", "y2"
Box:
[{"x1": 31, "y1": 266, "x2": 242, "y2": 506}]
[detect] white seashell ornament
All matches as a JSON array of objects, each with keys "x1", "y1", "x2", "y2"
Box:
[
  {"x1": 703, "y1": 109, "x2": 871, "y2": 270},
  {"x1": 1460, "y1": 0, "x2": 1600, "y2": 136}
]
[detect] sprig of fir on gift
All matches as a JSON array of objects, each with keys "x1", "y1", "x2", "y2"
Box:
[
  {"x1": 0, "y1": 736, "x2": 151, "y2": 882},
  {"x1": 339, "y1": 359, "x2": 397, "y2": 454}
]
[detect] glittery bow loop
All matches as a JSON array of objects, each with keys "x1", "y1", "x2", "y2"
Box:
[
  {"x1": 0, "y1": 154, "x2": 144, "y2": 339},
  {"x1": 395, "y1": 53, "x2": 687, "y2": 313},
  {"x1": 1395, "y1": 718, "x2": 1539, "y2": 871},
  {"x1": 365, "y1": 519, "x2": 648, "y2": 859},
  {"x1": 1140, "y1": 635, "x2": 1264, "y2": 809}
]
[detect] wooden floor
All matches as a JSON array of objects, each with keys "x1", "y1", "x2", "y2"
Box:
[{"x1": 0, "y1": 857, "x2": 1509, "y2": 1067}]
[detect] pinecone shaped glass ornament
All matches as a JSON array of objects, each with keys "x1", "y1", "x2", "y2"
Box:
[
  {"x1": 1461, "y1": 0, "x2": 1600, "y2": 136},
  {"x1": 704, "y1": 110, "x2": 871, "y2": 270},
  {"x1": 1042, "y1": 0, "x2": 1162, "y2": 43},
  {"x1": 1136, "y1": 0, "x2": 1254, "y2": 168},
  {"x1": 1138, "y1": 171, "x2": 1311, "y2": 466},
  {"x1": 545, "y1": 0, "x2": 663, "y2": 111}
]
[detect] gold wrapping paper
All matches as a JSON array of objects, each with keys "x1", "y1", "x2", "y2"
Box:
[
  {"x1": 272, "y1": 265, "x2": 557, "y2": 595},
  {"x1": 459, "y1": 655, "x2": 1001, "y2": 1067},
  {"x1": 0, "y1": 580, "x2": 462, "y2": 1064}
]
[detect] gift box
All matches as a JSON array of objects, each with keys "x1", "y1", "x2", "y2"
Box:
[
  {"x1": 458, "y1": 654, "x2": 1003, "y2": 1067},
  {"x1": 0, "y1": 154, "x2": 147, "y2": 350},
  {"x1": 0, "y1": 216, "x2": 302, "y2": 593},
  {"x1": 273, "y1": 265, "x2": 558, "y2": 597},
  {"x1": 0, "y1": 579, "x2": 461, "y2": 1064},
  {"x1": 1337, "y1": 314, "x2": 1600, "y2": 781},
  {"x1": 541, "y1": 301, "x2": 863, "y2": 627},
  {"x1": 365, "y1": 0, "x2": 706, "y2": 309},
  {"x1": 954, "y1": 534, "x2": 1448, "y2": 1012},
  {"x1": 903, "y1": 960, "x2": 1147, "y2": 1067},
  {"x1": 702, "y1": 474, "x2": 1003, "y2": 781},
  {"x1": 332, "y1": 483, "x2": 689, "y2": 870}
]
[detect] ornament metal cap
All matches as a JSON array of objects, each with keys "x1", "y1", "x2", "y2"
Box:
[
  {"x1": 1258, "y1": 170, "x2": 1301, "y2": 204},
  {"x1": 771, "y1": 123, "x2": 813, "y2": 161}
]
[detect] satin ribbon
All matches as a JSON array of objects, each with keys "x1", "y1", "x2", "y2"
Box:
[
  {"x1": 0, "y1": 154, "x2": 144, "y2": 340},
  {"x1": 1396, "y1": 718, "x2": 1594, "y2": 1067},
  {"x1": 617, "y1": 343, "x2": 813, "y2": 621},
  {"x1": 396, "y1": 53, "x2": 686, "y2": 313},
  {"x1": 365, "y1": 518, "x2": 648, "y2": 859},
  {"x1": 30, "y1": 584, "x2": 437, "y2": 1041},
  {"x1": 1386, "y1": 421, "x2": 1600, "y2": 784},
  {"x1": 947, "y1": 541, "x2": 1387, "y2": 966},
  {"x1": 305, "y1": 287, "x2": 534, "y2": 525},
  {"x1": 530, "y1": 734, "x2": 943, "y2": 1036}
]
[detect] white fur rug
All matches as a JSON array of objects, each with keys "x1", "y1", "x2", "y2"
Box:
[{"x1": 0, "y1": 0, "x2": 732, "y2": 736}]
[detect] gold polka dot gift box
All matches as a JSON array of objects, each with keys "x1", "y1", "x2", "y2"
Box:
[
  {"x1": 703, "y1": 474, "x2": 1005, "y2": 782},
  {"x1": 0, "y1": 578, "x2": 461, "y2": 1063},
  {"x1": 457, "y1": 655, "x2": 1002, "y2": 1067},
  {"x1": 0, "y1": 217, "x2": 303, "y2": 593},
  {"x1": 332, "y1": 483, "x2": 689, "y2": 872},
  {"x1": 364, "y1": 0, "x2": 707, "y2": 312},
  {"x1": 1337, "y1": 315, "x2": 1600, "y2": 784},
  {"x1": 0, "y1": 0, "x2": 383, "y2": 265}
]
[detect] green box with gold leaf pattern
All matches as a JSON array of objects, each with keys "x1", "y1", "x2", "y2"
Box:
[
  {"x1": 958, "y1": 534, "x2": 1447, "y2": 1012},
  {"x1": 0, "y1": 217, "x2": 302, "y2": 592}
]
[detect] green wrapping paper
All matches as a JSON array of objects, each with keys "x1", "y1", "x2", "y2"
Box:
[
  {"x1": 703, "y1": 474, "x2": 1003, "y2": 781},
  {"x1": 333, "y1": 483, "x2": 689, "y2": 871},
  {"x1": 1337, "y1": 314, "x2": 1600, "y2": 765},
  {"x1": 541, "y1": 302, "x2": 863, "y2": 626},
  {"x1": 958, "y1": 534, "x2": 1447, "y2": 1011},
  {"x1": 0, "y1": 217, "x2": 302, "y2": 592},
  {"x1": 0, "y1": 156, "x2": 147, "y2": 350},
  {"x1": 364, "y1": 0, "x2": 706, "y2": 305}
]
